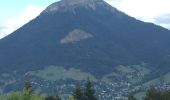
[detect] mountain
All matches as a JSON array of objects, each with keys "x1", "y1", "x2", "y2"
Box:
[{"x1": 1, "y1": 0, "x2": 170, "y2": 97}]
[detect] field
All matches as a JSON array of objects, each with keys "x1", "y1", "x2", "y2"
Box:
[{"x1": 28, "y1": 66, "x2": 97, "y2": 81}]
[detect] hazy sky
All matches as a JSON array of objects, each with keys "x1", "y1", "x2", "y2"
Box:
[{"x1": 0, "y1": 0, "x2": 170, "y2": 38}]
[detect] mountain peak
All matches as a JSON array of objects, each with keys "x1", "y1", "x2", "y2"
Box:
[
  {"x1": 43, "y1": 0, "x2": 105, "y2": 13},
  {"x1": 61, "y1": 0, "x2": 102, "y2": 5}
]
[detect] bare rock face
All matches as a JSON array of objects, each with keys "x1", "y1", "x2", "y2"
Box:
[
  {"x1": 60, "y1": 29, "x2": 93, "y2": 44},
  {"x1": 43, "y1": 0, "x2": 106, "y2": 13},
  {"x1": 61, "y1": 0, "x2": 102, "y2": 6}
]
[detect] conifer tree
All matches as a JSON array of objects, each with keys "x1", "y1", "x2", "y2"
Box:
[
  {"x1": 128, "y1": 95, "x2": 136, "y2": 100},
  {"x1": 144, "y1": 86, "x2": 161, "y2": 100},
  {"x1": 73, "y1": 84, "x2": 85, "y2": 100},
  {"x1": 56, "y1": 95, "x2": 61, "y2": 100},
  {"x1": 161, "y1": 89, "x2": 170, "y2": 100},
  {"x1": 84, "y1": 77, "x2": 97, "y2": 100},
  {"x1": 45, "y1": 95, "x2": 61, "y2": 100},
  {"x1": 24, "y1": 78, "x2": 33, "y2": 93}
]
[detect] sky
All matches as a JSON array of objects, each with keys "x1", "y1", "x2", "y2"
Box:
[{"x1": 0, "y1": 0, "x2": 170, "y2": 39}]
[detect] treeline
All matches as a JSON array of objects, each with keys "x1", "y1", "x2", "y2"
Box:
[
  {"x1": 0, "y1": 78, "x2": 97, "y2": 100},
  {"x1": 1, "y1": 79, "x2": 170, "y2": 100},
  {"x1": 129, "y1": 86, "x2": 170, "y2": 100}
]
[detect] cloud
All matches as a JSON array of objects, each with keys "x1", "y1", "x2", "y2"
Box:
[
  {"x1": 106, "y1": 0, "x2": 170, "y2": 29},
  {"x1": 0, "y1": 5, "x2": 44, "y2": 39},
  {"x1": 0, "y1": 26, "x2": 3, "y2": 29},
  {"x1": 105, "y1": 0, "x2": 124, "y2": 6},
  {"x1": 155, "y1": 14, "x2": 170, "y2": 24},
  {"x1": 112, "y1": 0, "x2": 170, "y2": 17},
  {"x1": 0, "y1": 26, "x2": 6, "y2": 38},
  {"x1": 153, "y1": 14, "x2": 170, "y2": 29}
]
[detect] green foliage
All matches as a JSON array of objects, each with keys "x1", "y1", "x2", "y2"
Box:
[
  {"x1": 2, "y1": 90, "x2": 44, "y2": 100},
  {"x1": 0, "y1": 79, "x2": 44, "y2": 100},
  {"x1": 144, "y1": 86, "x2": 161, "y2": 100},
  {"x1": 73, "y1": 78, "x2": 97, "y2": 100},
  {"x1": 68, "y1": 96, "x2": 75, "y2": 100},
  {"x1": 84, "y1": 78, "x2": 97, "y2": 100},
  {"x1": 3, "y1": 81, "x2": 170, "y2": 100},
  {"x1": 24, "y1": 78, "x2": 33, "y2": 94},
  {"x1": 128, "y1": 95, "x2": 137, "y2": 100},
  {"x1": 136, "y1": 86, "x2": 170, "y2": 100},
  {"x1": 73, "y1": 84, "x2": 84, "y2": 100},
  {"x1": 0, "y1": 91, "x2": 63, "y2": 100},
  {"x1": 29, "y1": 66, "x2": 97, "y2": 81},
  {"x1": 45, "y1": 95, "x2": 61, "y2": 100}
]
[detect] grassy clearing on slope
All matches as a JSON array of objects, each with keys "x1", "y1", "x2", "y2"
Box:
[
  {"x1": 0, "y1": 73, "x2": 16, "y2": 88},
  {"x1": 144, "y1": 72, "x2": 170, "y2": 86},
  {"x1": 116, "y1": 65, "x2": 135, "y2": 73},
  {"x1": 29, "y1": 66, "x2": 97, "y2": 81},
  {"x1": 101, "y1": 72, "x2": 119, "y2": 82},
  {"x1": 101, "y1": 64, "x2": 150, "y2": 84}
]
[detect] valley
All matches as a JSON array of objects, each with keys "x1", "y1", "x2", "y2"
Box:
[{"x1": 1, "y1": 64, "x2": 170, "y2": 99}]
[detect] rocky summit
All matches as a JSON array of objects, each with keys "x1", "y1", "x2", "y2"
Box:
[{"x1": 43, "y1": 0, "x2": 105, "y2": 13}]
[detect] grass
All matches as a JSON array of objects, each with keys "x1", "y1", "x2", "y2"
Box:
[
  {"x1": 29, "y1": 66, "x2": 97, "y2": 81},
  {"x1": 0, "y1": 73, "x2": 16, "y2": 87},
  {"x1": 101, "y1": 64, "x2": 151, "y2": 84},
  {"x1": 101, "y1": 72, "x2": 118, "y2": 82},
  {"x1": 0, "y1": 90, "x2": 45, "y2": 100},
  {"x1": 116, "y1": 65, "x2": 135, "y2": 73},
  {"x1": 144, "y1": 71, "x2": 170, "y2": 86},
  {"x1": 134, "y1": 91, "x2": 146, "y2": 100}
]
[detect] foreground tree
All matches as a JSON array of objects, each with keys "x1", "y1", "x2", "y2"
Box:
[
  {"x1": 24, "y1": 78, "x2": 33, "y2": 93},
  {"x1": 4, "y1": 90, "x2": 44, "y2": 100},
  {"x1": 144, "y1": 86, "x2": 161, "y2": 100},
  {"x1": 159, "y1": 89, "x2": 170, "y2": 100},
  {"x1": 45, "y1": 95, "x2": 61, "y2": 100},
  {"x1": 73, "y1": 84, "x2": 85, "y2": 100},
  {"x1": 68, "y1": 96, "x2": 75, "y2": 100},
  {"x1": 84, "y1": 78, "x2": 97, "y2": 100},
  {"x1": 128, "y1": 95, "x2": 137, "y2": 100}
]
